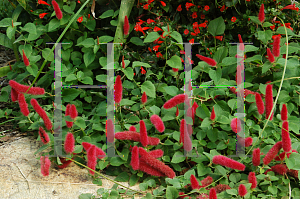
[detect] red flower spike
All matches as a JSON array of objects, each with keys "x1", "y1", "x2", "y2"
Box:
[
  {"x1": 64, "y1": 132, "x2": 75, "y2": 154},
  {"x1": 87, "y1": 145, "x2": 97, "y2": 175},
  {"x1": 106, "y1": 119, "x2": 114, "y2": 143},
  {"x1": 212, "y1": 155, "x2": 246, "y2": 171},
  {"x1": 196, "y1": 54, "x2": 217, "y2": 67},
  {"x1": 179, "y1": 119, "x2": 186, "y2": 144},
  {"x1": 130, "y1": 146, "x2": 139, "y2": 170},
  {"x1": 238, "y1": 184, "x2": 247, "y2": 197},
  {"x1": 139, "y1": 120, "x2": 148, "y2": 147},
  {"x1": 139, "y1": 160, "x2": 165, "y2": 177},
  {"x1": 9, "y1": 80, "x2": 45, "y2": 95},
  {"x1": 163, "y1": 94, "x2": 187, "y2": 109},
  {"x1": 150, "y1": 114, "x2": 165, "y2": 133},
  {"x1": 273, "y1": 36, "x2": 281, "y2": 57},
  {"x1": 190, "y1": 174, "x2": 200, "y2": 189},
  {"x1": 123, "y1": 15, "x2": 129, "y2": 36},
  {"x1": 281, "y1": 104, "x2": 288, "y2": 121},
  {"x1": 65, "y1": 104, "x2": 73, "y2": 128},
  {"x1": 40, "y1": 156, "x2": 51, "y2": 176},
  {"x1": 271, "y1": 164, "x2": 288, "y2": 175},
  {"x1": 96, "y1": 147, "x2": 106, "y2": 159},
  {"x1": 70, "y1": 104, "x2": 78, "y2": 119},
  {"x1": 258, "y1": 4, "x2": 265, "y2": 23},
  {"x1": 230, "y1": 118, "x2": 241, "y2": 133},
  {"x1": 267, "y1": 48, "x2": 275, "y2": 63},
  {"x1": 148, "y1": 149, "x2": 164, "y2": 158},
  {"x1": 210, "y1": 107, "x2": 216, "y2": 121},
  {"x1": 238, "y1": 34, "x2": 244, "y2": 51},
  {"x1": 252, "y1": 148, "x2": 261, "y2": 166},
  {"x1": 200, "y1": 176, "x2": 213, "y2": 187},
  {"x1": 122, "y1": 55, "x2": 125, "y2": 68},
  {"x1": 51, "y1": 0, "x2": 63, "y2": 20},
  {"x1": 114, "y1": 75, "x2": 123, "y2": 104},
  {"x1": 265, "y1": 84, "x2": 274, "y2": 120},
  {"x1": 184, "y1": 128, "x2": 192, "y2": 151},
  {"x1": 255, "y1": 93, "x2": 265, "y2": 115},
  {"x1": 11, "y1": 88, "x2": 19, "y2": 102},
  {"x1": 18, "y1": 93, "x2": 30, "y2": 117},
  {"x1": 209, "y1": 188, "x2": 217, "y2": 199},
  {"x1": 30, "y1": 99, "x2": 52, "y2": 130},
  {"x1": 248, "y1": 172, "x2": 257, "y2": 189},
  {"x1": 244, "y1": 137, "x2": 253, "y2": 147},
  {"x1": 282, "y1": 121, "x2": 291, "y2": 152},
  {"x1": 175, "y1": 106, "x2": 179, "y2": 117},
  {"x1": 115, "y1": 131, "x2": 160, "y2": 145},
  {"x1": 138, "y1": 147, "x2": 176, "y2": 179},
  {"x1": 82, "y1": 142, "x2": 93, "y2": 151},
  {"x1": 129, "y1": 126, "x2": 136, "y2": 132},
  {"x1": 263, "y1": 141, "x2": 283, "y2": 165},
  {"x1": 38, "y1": 126, "x2": 50, "y2": 144}
]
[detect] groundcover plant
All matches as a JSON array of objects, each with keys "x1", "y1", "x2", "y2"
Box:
[{"x1": 1, "y1": 0, "x2": 300, "y2": 198}]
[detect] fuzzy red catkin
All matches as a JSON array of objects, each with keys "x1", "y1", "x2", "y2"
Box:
[
  {"x1": 82, "y1": 142, "x2": 93, "y2": 151},
  {"x1": 64, "y1": 132, "x2": 75, "y2": 154},
  {"x1": 236, "y1": 64, "x2": 242, "y2": 85},
  {"x1": 65, "y1": 104, "x2": 73, "y2": 128},
  {"x1": 11, "y1": 88, "x2": 19, "y2": 102},
  {"x1": 141, "y1": 91, "x2": 147, "y2": 104},
  {"x1": 200, "y1": 176, "x2": 213, "y2": 187},
  {"x1": 267, "y1": 48, "x2": 275, "y2": 63},
  {"x1": 184, "y1": 129, "x2": 192, "y2": 152},
  {"x1": 196, "y1": 54, "x2": 217, "y2": 67},
  {"x1": 273, "y1": 36, "x2": 281, "y2": 57},
  {"x1": 237, "y1": 136, "x2": 253, "y2": 147},
  {"x1": 70, "y1": 104, "x2": 78, "y2": 119},
  {"x1": 271, "y1": 164, "x2": 288, "y2": 175},
  {"x1": 255, "y1": 93, "x2": 265, "y2": 115},
  {"x1": 81, "y1": 142, "x2": 105, "y2": 159},
  {"x1": 9, "y1": 80, "x2": 45, "y2": 95},
  {"x1": 22, "y1": 49, "x2": 30, "y2": 66},
  {"x1": 238, "y1": 184, "x2": 247, "y2": 197},
  {"x1": 281, "y1": 104, "x2": 288, "y2": 121},
  {"x1": 258, "y1": 4, "x2": 265, "y2": 23},
  {"x1": 179, "y1": 119, "x2": 186, "y2": 144},
  {"x1": 122, "y1": 55, "x2": 125, "y2": 68},
  {"x1": 238, "y1": 34, "x2": 244, "y2": 51},
  {"x1": 106, "y1": 119, "x2": 114, "y2": 143},
  {"x1": 265, "y1": 84, "x2": 274, "y2": 120},
  {"x1": 275, "y1": 150, "x2": 297, "y2": 161},
  {"x1": 263, "y1": 141, "x2": 282, "y2": 165},
  {"x1": 175, "y1": 106, "x2": 179, "y2": 117},
  {"x1": 150, "y1": 114, "x2": 165, "y2": 133},
  {"x1": 52, "y1": 0, "x2": 63, "y2": 20},
  {"x1": 210, "y1": 107, "x2": 216, "y2": 121},
  {"x1": 212, "y1": 155, "x2": 246, "y2": 171},
  {"x1": 147, "y1": 149, "x2": 164, "y2": 158},
  {"x1": 18, "y1": 93, "x2": 30, "y2": 117},
  {"x1": 209, "y1": 188, "x2": 217, "y2": 199},
  {"x1": 252, "y1": 148, "x2": 261, "y2": 166},
  {"x1": 114, "y1": 75, "x2": 123, "y2": 104},
  {"x1": 87, "y1": 145, "x2": 97, "y2": 175},
  {"x1": 115, "y1": 131, "x2": 160, "y2": 145},
  {"x1": 30, "y1": 99, "x2": 53, "y2": 130},
  {"x1": 139, "y1": 120, "x2": 148, "y2": 147},
  {"x1": 282, "y1": 121, "x2": 291, "y2": 152},
  {"x1": 39, "y1": 126, "x2": 50, "y2": 144},
  {"x1": 40, "y1": 156, "x2": 51, "y2": 177},
  {"x1": 248, "y1": 172, "x2": 257, "y2": 189},
  {"x1": 190, "y1": 174, "x2": 200, "y2": 189},
  {"x1": 139, "y1": 159, "x2": 165, "y2": 177},
  {"x1": 129, "y1": 125, "x2": 136, "y2": 132},
  {"x1": 130, "y1": 146, "x2": 139, "y2": 170},
  {"x1": 163, "y1": 94, "x2": 186, "y2": 109},
  {"x1": 230, "y1": 118, "x2": 241, "y2": 133},
  {"x1": 139, "y1": 147, "x2": 176, "y2": 179},
  {"x1": 123, "y1": 15, "x2": 129, "y2": 36}
]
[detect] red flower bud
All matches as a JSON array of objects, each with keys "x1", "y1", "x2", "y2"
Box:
[
  {"x1": 230, "y1": 118, "x2": 241, "y2": 133},
  {"x1": 190, "y1": 174, "x2": 200, "y2": 189},
  {"x1": 130, "y1": 146, "x2": 139, "y2": 170},
  {"x1": 267, "y1": 48, "x2": 275, "y2": 63},
  {"x1": 271, "y1": 164, "x2": 288, "y2": 175},
  {"x1": 31, "y1": 99, "x2": 52, "y2": 130},
  {"x1": 9, "y1": 80, "x2": 45, "y2": 95},
  {"x1": 87, "y1": 145, "x2": 97, "y2": 175},
  {"x1": 141, "y1": 91, "x2": 147, "y2": 104},
  {"x1": 18, "y1": 93, "x2": 30, "y2": 117},
  {"x1": 140, "y1": 120, "x2": 148, "y2": 147},
  {"x1": 52, "y1": 0, "x2": 63, "y2": 20},
  {"x1": 282, "y1": 121, "x2": 291, "y2": 152},
  {"x1": 248, "y1": 172, "x2": 257, "y2": 189},
  {"x1": 212, "y1": 155, "x2": 246, "y2": 171},
  {"x1": 175, "y1": 106, "x2": 179, "y2": 117},
  {"x1": 209, "y1": 188, "x2": 217, "y2": 199},
  {"x1": 64, "y1": 132, "x2": 75, "y2": 154},
  {"x1": 281, "y1": 104, "x2": 288, "y2": 121},
  {"x1": 255, "y1": 93, "x2": 265, "y2": 115},
  {"x1": 196, "y1": 54, "x2": 217, "y2": 67},
  {"x1": 252, "y1": 148, "x2": 261, "y2": 166},
  {"x1": 265, "y1": 84, "x2": 273, "y2": 120},
  {"x1": 258, "y1": 4, "x2": 265, "y2": 23},
  {"x1": 263, "y1": 141, "x2": 282, "y2": 165},
  {"x1": 22, "y1": 49, "x2": 30, "y2": 66},
  {"x1": 273, "y1": 36, "x2": 281, "y2": 57},
  {"x1": 114, "y1": 75, "x2": 123, "y2": 104},
  {"x1": 163, "y1": 94, "x2": 187, "y2": 109},
  {"x1": 122, "y1": 55, "x2": 125, "y2": 68},
  {"x1": 210, "y1": 107, "x2": 216, "y2": 121},
  {"x1": 40, "y1": 156, "x2": 51, "y2": 176},
  {"x1": 150, "y1": 114, "x2": 165, "y2": 133},
  {"x1": 238, "y1": 34, "x2": 244, "y2": 51},
  {"x1": 238, "y1": 184, "x2": 247, "y2": 197},
  {"x1": 65, "y1": 104, "x2": 73, "y2": 128},
  {"x1": 129, "y1": 125, "x2": 136, "y2": 132},
  {"x1": 123, "y1": 15, "x2": 129, "y2": 36}
]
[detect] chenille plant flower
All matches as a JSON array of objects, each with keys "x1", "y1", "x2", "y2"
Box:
[
  {"x1": 263, "y1": 141, "x2": 282, "y2": 165},
  {"x1": 11, "y1": 88, "x2": 19, "y2": 102},
  {"x1": 65, "y1": 104, "x2": 73, "y2": 128},
  {"x1": 163, "y1": 94, "x2": 187, "y2": 109},
  {"x1": 238, "y1": 184, "x2": 247, "y2": 197},
  {"x1": 64, "y1": 132, "x2": 75, "y2": 154},
  {"x1": 281, "y1": 104, "x2": 288, "y2": 121},
  {"x1": 252, "y1": 148, "x2": 261, "y2": 166},
  {"x1": 248, "y1": 172, "x2": 257, "y2": 189},
  {"x1": 255, "y1": 93, "x2": 265, "y2": 115},
  {"x1": 258, "y1": 4, "x2": 265, "y2": 23},
  {"x1": 141, "y1": 91, "x2": 147, "y2": 104},
  {"x1": 212, "y1": 155, "x2": 246, "y2": 171},
  {"x1": 38, "y1": 126, "x2": 50, "y2": 144},
  {"x1": 282, "y1": 121, "x2": 291, "y2": 152},
  {"x1": 123, "y1": 15, "x2": 129, "y2": 36},
  {"x1": 114, "y1": 75, "x2": 123, "y2": 104},
  {"x1": 265, "y1": 84, "x2": 274, "y2": 120},
  {"x1": 106, "y1": 119, "x2": 114, "y2": 143},
  {"x1": 209, "y1": 188, "x2": 217, "y2": 199},
  {"x1": 190, "y1": 174, "x2": 200, "y2": 189},
  {"x1": 9, "y1": 80, "x2": 45, "y2": 95},
  {"x1": 139, "y1": 120, "x2": 148, "y2": 147},
  {"x1": 31, "y1": 99, "x2": 52, "y2": 130},
  {"x1": 22, "y1": 49, "x2": 30, "y2": 66},
  {"x1": 52, "y1": 0, "x2": 63, "y2": 20},
  {"x1": 130, "y1": 146, "x2": 139, "y2": 170},
  {"x1": 230, "y1": 118, "x2": 241, "y2": 133},
  {"x1": 40, "y1": 156, "x2": 51, "y2": 176},
  {"x1": 267, "y1": 48, "x2": 275, "y2": 63},
  {"x1": 196, "y1": 54, "x2": 217, "y2": 67},
  {"x1": 272, "y1": 36, "x2": 281, "y2": 57},
  {"x1": 18, "y1": 93, "x2": 30, "y2": 117},
  {"x1": 150, "y1": 114, "x2": 165, "y2": 133}
]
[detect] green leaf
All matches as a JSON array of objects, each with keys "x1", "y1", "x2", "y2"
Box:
[
  {"x1": 163, "y1": 86, "x2": 178, "y2": 96},
  {"x1": 141, "y1": 81, "x2": 156, "y2": 98},
  {"x1": 75, "y1": 117, "x2": 86, "y2": 129},
  {"x1": 268, "y1": 185, "x2": 278, "y2": 195},
  {"x1": 114, "y1": 172, "x2": 130, "y2": 182},
  {"x1": 244, "y1": 55, "x2": 262, "y2": 63},
  {"x1": 21, "y1": 23, "x2": 37, "y2": 34},
  {"x1": 48, "y1": 19, "x2": 61, "y2": 32},
  {"x1": 244, "y1": 45, "x2": 259, "y2": 53},
  {"x1": 166, "y1": 55, "x2": 182, "y2": 69},
  {"x1": 26, "y1": 65, "x2": 38, "y2": 77},
  {"x1": 197, "y1": 163, "x2": 211, "y2": 176},
  {"x1": 0, "y1": 33, "x2": 13, "y2": 49},
  {"x1": 77, "y1": 38, "x2": 95, "y2": 48},
  {"x1": 98, "y1": 36, "x2": 114, "y2": 43},
  {"x1": 66, "y1": 74, "x2": 77, "y2": 82},
  {"x1": 257, "y1": 30, "x2": 272, "y2": 44},
  {"x1": 99, "y1": 9, "x2": 114, "y2": 19},
  {"x1": 171, "y1": 151, "x2": 185, "y2": 163},
  {"x1": 226, "y1": 189, "x2": 237, "y2": 195},
  {"x1": 208, "y1": 17, "x2": 225, "y2": 36},
  {"x1": 222, "y1": 57, "x2": 237, "y2": 66},
  {"x1": 129, "y1": 174, "x2": 139, "y2": 186},
  {"x1": 120, "y1": 99, "x2": 136, "y2": 106},
  {"x1": 34, "y1": 144, "x2": 50, "y2": 155},
  {"x1": 123, "y1": 67, "x2": 134, "y2": 80},
  {"x1": 209, "y1": 67, "x2": 222, "y2": 83},
  {"x1": 215, "y1": 165, "x2": 228, "y2": 176},
  {"x1": 262, "y1": 22, "x2": 273, "y2": 27},
  {"x1": 213, "y1": 47, "x2": 228, "y2": 64},
  {"x1": 6, "y1": 26, "x2": 16, "y2": 40},
  {"x1": 79, "y1": 193, "x2": 94, "y2": 199},
  {"x1": 132, "y1": 61, "x2": 151, "y2": 68},
  {"x1": 249, "y1": 16, "x2": 262, "y2": 25},
  {"x1": 98, "y1": 160, "x2": 109, "y2": 170},
  {"x1": 276, "y1": 26, "x2": 295, "y2": 36},
  {"x1": 42, "y1": 48, "x2": 54, "y2": 61},
  {"x1": 110, "y1": 157, "x2": 126, "y2": 166},
  {"x1": 73, "y1": 145, "x2": 83, "y2": 153},
  {"x1": 217, "y1": 115, "x2": 231, "y2": 124},
  {"x1": 81, "y1": 77, "x2": 93, "y2": 85},
  {"x1": 139, "y1": 183, "x2": 148, "y2": 191},
  {"x1": 144, "y1": 32, "x2": 160, "y2": 43},
  {"x1": 85, "y1": 20, "x2": 96, "y2": 31},
  {"x1": 84, "y1": 51, "x2": 95, "y2": 67},
  {"x1": 262, "y1": 61, "x2": 272, "y2": 73},
  {"x1": 96, "y1": 75, "x2": 107, "y2": 83},
  {"x1": 62, "y1": 88, "x2": 81, "y2": 102},
  {"x1": 130, "y1": 37, "x2": 145, "y2": 46},
  {"x1": 229, "y1": 173, "x2": 241, "y2": 183},
  {"x1": 166, "y1": 186, "x2": 178, "y2": 199},
  {"x1": 170, "y1": 31, "x2": 183, "y2": 43},
  {"x1": 150, "y1": 105, "x2": 160, "y2": 115},
  {"x1": 207, "y1": 129, "x2": 218, "y2": 142},
  {"x1": 0, "y1": 18, "x2": 13, "y2": 27}
]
